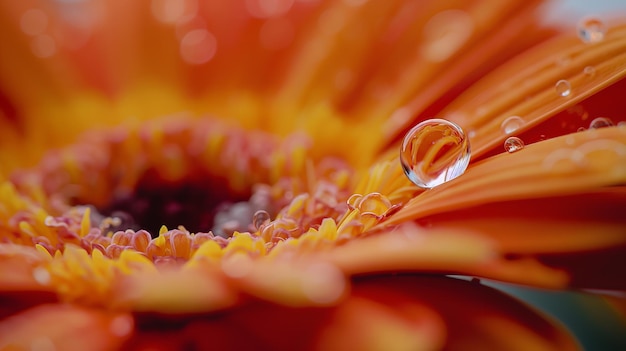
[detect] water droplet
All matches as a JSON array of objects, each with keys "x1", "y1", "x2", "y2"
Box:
[
  {"x1": 110, "y1": 315, "x2": 134, "y2": 337},
  {"x1": 32, "y1": 267, "x2": 51, "y2": 285},
  {"x1": 577, "y1": 16, "x2": 606, "y2": 43},
  {"x1": 589, "y1": 117, "x2": 614, "y2": 129},
  {"x1": 504, "y1": 137, "x2": 524, "y2": 153},
  {"x1": 555, "y1": 80, "x2": 571, "y2": 97},
  {"x1": 618, "y1": 121, "x2": 626, "y2": 127},
  {"x1": 30, "y1": 35, "x2": 56, "y2": 58},
  {"x1": 400, "y1": 119, "x2": 470, "y2": 189},
  {"x1": 21, "y1": 9, "x2": 48, "y2": 36},
  {"x1": 577, "y1": 127, "x2": 586, "y2": 132},
  {"x1": 252, "y1": 210, "x2": 271, "y2": 231},
  {"x1": 179, "y1": 29, "x2": 217, "y2": 65},
  {"x1": 500, "y1": 116, "x2": 524, "y2": 135},
  {"x1": 583, "y1": 66, "x2": 596, "y2": 76}
]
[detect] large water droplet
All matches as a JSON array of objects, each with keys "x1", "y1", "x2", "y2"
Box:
[
  {"x1": 500, "y1": 116, "x2": 525, "y2": 135},
  {"x1": 400, "y1": 119, "x2": 470, "y2": 189},
  {"x1": 589, "y1": 117, "x2": 614, "y2": 129},
  {"x1": 555, "y1": 80, "x2": 571, "y2": 97},
  {"x1": 577, "y1": 16, "x2": 606, "y2": 43},
  {"x1": 504, "y1": 137, "x2": 524, "y2": 153}
]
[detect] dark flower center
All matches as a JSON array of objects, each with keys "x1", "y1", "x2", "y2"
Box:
[{"x1": 95, "y1": 170, "x2": 251, "y2": 238}]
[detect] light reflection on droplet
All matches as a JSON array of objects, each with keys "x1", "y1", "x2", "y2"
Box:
[
  {"x1": 179, "y1": 29, "x2": 217, "y2": 65},
  {"x1": 21, "y1": 9, "x2": 48, "y2": 36},
  {"x1": 246, "y1": 0, "x2": 294, "y2": 18},
  {"x1": 504, "y1": 137, "x2": 524, "y2": 153},
  {"x1": 577, "y1": 16, "x2": 606, "y2": 43},
  {"x1": 589, "y1": 117, "x2": 614, "y2": 129},
  {"x1": 555, "y1": 79, "x2": 571, "y2": 97},
  {"x1": 400, "y1": 119, "x2": 470, "y2": 189},
  {"x1": 31, "y1": 34, "x2": 57, "y2": 58},
  {"x1": 583, "y1": 66, "x2": 596, "y2": 76},
  {"x1": 500, "y1": 116, "x2": 524, "y2": 135},
  {"x1": 259, "y1": 18, "x2": 295, "y2": 50}
]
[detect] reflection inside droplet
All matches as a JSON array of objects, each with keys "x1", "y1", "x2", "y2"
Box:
[
  {"x1": 555, "y1": 79, "x2": 571, "y2": 97},
  {"x1": 589, "y1": 117, "x2": 614, "y2": 129},
  {"x1": 504, "y1": 137, "x2": 524, "y2": 153},
  {"x1": 500, "y1": 116, "x2": 524, "y2": 135},
  {"x1": 577, "y1": 16, "x2": 606, "y2": 43},
  {"x1": 400, "y1": 119, "x2": 470, "y2": 189}
]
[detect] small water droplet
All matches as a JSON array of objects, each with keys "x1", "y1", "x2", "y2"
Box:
[
  {"x1": 504, "y1": 137, "x2": 524, "y2": 153},
  {"x1": 110, "y1": 315, "x2": 134, "y2": 337},
  {"x1": 20, "y1": 9, "x2": 48, "y2": 36},
  {"x1": 618, "y1": 121, "x2": 626, "y2": 127},
  {"x1": 400, "y1": 119, "x2": 470, "y2": 189},
  {"x1": 583, "y1": 66, "x2": 596, "y2": 76},
  {"x1": 32, "y1": 267, "x2": 51, "y2": 285},
  {"x1": 589, "y1": 117, "x2": 614, "y2": 129},
  {"x1": 577, "y1": 127, "x2": 586, "y2": 132},
  {"x1": 500, "y1": 116, "x2": 524, "y2": 135},
  {"x1": 179, "y1": 29, "x2": 217, "y2": 65},
  {"x1": 577, "y1": 16, "x2": 606, "y2": 43},
  {"x1": 555, "y1": 80, "x2": 571, "y2": 97},
  {"x1": 252, "y1": 210, "x2": 271, "y2": 231}
]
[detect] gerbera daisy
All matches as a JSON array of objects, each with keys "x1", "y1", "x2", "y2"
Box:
[{"x1": 0, "y1": 0, "x2": 625, "y2": 350}]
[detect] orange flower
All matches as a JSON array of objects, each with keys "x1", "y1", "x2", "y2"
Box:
[{"x1": 0, "y1": 0, "x2": 625, "y2": 350}]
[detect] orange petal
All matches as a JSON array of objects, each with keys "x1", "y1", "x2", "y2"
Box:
[
  {"x1": 0, "y1": 304, "x2": 133, "y2": 351},
  {"x1": 325, "y1": 226, "x2": 568, "y2": 289},
  {"x1": 351, "y1": 275, "x2": 580, "y2": 350},
  {"x1": 440, "y1": 20, "x2": 626, "y2": 159},
  {"x1": 388, "y1": 126, "x2": 626, "y2": 222}
]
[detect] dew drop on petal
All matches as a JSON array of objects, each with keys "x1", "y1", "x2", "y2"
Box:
[
  {"x1": 500, "y1": 116, "x2": 524, "y2": 135},
  {"x1": 504, "y1": 137, "x2": 524, "y2": 153},
  {"x1": 577, "y1": 16, "x2": 606, "y2": 43},
  {"x1": 252, "y1": 210, "x2": 271, "y2": 231},
  {"x1": 179, "y1": 29, "x2": 217, "y2": 65},
  {"x1": 555, "y1": 80, "x2": 571, "y2": 97},
  {"x1": 109, "y1": 315, "x2": 134, "y2": 337},
  {"x1": 577, "y1": 127, "x2": 586, "y2": 132},
  {"x1": 32, "y1": 267, "x2": 51, "y2": 285},
  {"x1": 589, "y1": 117, "x2": 614, "y2": 129},
  {"x1": 20, "y1": 9, "x2": 48, "y2": 36},
  {"x1": 400, "y1": 119, "x2": 470, "y2": 189},
  {"x1": 583, "y1": 66, "x2": 596, "y2": 76}
]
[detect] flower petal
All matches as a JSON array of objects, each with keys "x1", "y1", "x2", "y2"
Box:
[
  {"x1": 388, "y1": 126, "x2": 626, "y2": 222},
  {"x1": 0, "y1": 304, "x2": 132, "y2": 351}
]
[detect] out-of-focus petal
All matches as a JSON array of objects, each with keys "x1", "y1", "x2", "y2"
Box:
[{"x1": 0, "y1": 304, "x2": 133, "y2": 351}]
